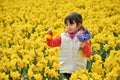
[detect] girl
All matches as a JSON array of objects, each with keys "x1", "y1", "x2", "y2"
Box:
[{"x1": 46, "y1": 12, "x2": 92, "y2": 80}]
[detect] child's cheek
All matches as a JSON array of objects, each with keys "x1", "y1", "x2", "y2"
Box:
[{"x1": 65, "y1": 29, "x2": 69, "y2": 32}]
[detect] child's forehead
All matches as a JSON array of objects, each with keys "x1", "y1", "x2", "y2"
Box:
[{"x1": 66, "y1": 20, "x2": 76, "y2": 24}]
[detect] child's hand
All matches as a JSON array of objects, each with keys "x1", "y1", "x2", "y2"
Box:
[
  {"x1": 46, "y1": 29, "x2": 52, "y2": 35},
  {"x1": 46, "y1": 29, "x2": 58, "y2": 35},
  {"x1": 46, "y1": 29, "x2": 58, "y2": 39},
  {"x1": 80, "y1": 42, "x2": 85, "y2": 48},
  {"x1": 46, "y1": 29, "x2": 53, "y2": 39}
]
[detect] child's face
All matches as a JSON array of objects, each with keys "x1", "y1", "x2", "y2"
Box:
[{"x1": 65, "y1": 20, "x2": 79, "y2": 33}]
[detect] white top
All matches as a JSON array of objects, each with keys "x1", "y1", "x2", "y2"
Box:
[{"x1": 59, "y1": 33, "x2": 87, "y2": 73}]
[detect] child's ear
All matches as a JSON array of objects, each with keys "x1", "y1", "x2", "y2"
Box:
[
  {"x1": 79, "y1": 23, "x2": 82, "y2": 27},
  {"x1": 77, "y1": 23, "x2": 82, "y2": 30}
]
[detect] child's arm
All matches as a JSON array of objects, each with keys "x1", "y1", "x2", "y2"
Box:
[
  {"x1": 46, "y1": 36, "x2": 61, "y2": 47},
  {"x1": 46, "y1": 29, "x2": 61, "y2": 47},
  {"x1": 82, "y1": 41, "x2": 92, "y2": 58}
]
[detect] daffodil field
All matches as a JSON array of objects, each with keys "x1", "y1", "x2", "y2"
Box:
[{"x1": 0, "y1": 0, "x2": 120, "y2": 80}]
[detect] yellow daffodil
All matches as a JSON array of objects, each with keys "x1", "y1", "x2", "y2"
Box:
[
  {"x1": 53, "y1": 62, "x2": 59, "y2": 70},
  {"x1": 45, "y1": 34, "x2": 52, "y2": 39},
  {"x1": 34, "y1": 74, "x2": 43, "y2": 80},
  {"x1": 28, "y1": 68, "x2": 34, "y2": 78},
  {"x1": 10, "y1": 71, "x2": 20, "y2": 79},
  {"x1": 0, "y1": 72, "x2": 9, "y2": 80},
  {"x1": 103, "y1": 44, "x2": 110, "y2": 51}
]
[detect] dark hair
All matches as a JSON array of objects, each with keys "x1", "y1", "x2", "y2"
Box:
[{"x1": 64, "y1": 12, "x2": 85, "y2": 30}]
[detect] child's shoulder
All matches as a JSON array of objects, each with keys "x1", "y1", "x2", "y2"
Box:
[
  {"x1": 61, "y1": 32, "x2": 68, "y2": 36},
  {"x1": 61, "y1": 32, "x2": 66, "y2": 35}
]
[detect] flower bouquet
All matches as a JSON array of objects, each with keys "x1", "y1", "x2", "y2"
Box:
[
  {"x1": 77, "y1": 29, "x2": 92, "y2": 42},
  {"x1": 77, "y1": 29, "x2": 92, "y2": 58}
]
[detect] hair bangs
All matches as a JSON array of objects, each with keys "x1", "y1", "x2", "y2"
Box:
[{"x1": 64, "y1": 15, "x2": 75, "y2": 25}]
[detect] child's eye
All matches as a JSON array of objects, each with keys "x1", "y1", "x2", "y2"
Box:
[
  {"x1": 65, "y1": 24, "x2": 68, "y2": 26},
  {"x1": 65, "y1": 23, "x2": 75, "y2": 27},
  {"x1": 70, "y1": 23, "x2": 75, "y2": 25}
]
